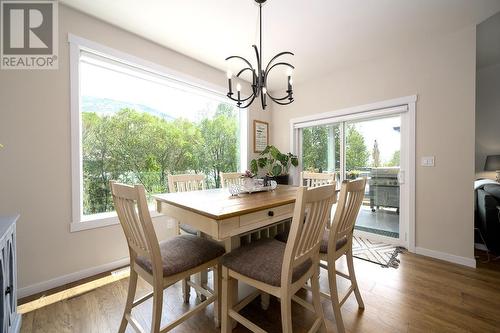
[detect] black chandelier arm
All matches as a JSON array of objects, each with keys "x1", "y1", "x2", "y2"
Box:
[
  {"x1": 237, "y1": 93, "x2": 258, "y2": 109},
  {"x1": 266, "y1": 90, "x2": 291, "y2": 101},
  {"x1": 225, "y1": 55, "x2": 254, "y2": 70},
  {"x1": 252, "y1": 45, "x2": 262, "y2": 75},
  {"x1": 226, "y1": 91, "x2": 256, "y2": 103},
  {"x1": 264, "y1": 62, "x2": 294, "y2": 88},
  {"x1": 264, "y1": 62, "x2": 294, "y2": 79},
  {"x1": 236, "y1": 67, "x2": 254, "y2": 78},
  {"x1": 264, "y1": 51, "x2": 294, "y2": 74},
  {"x1": 267, "y1": 94, "x2": 294, "y2": 105}
]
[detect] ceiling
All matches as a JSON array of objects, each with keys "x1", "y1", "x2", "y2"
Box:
[
  {"x1": 61, "y1": 0, "x2": 500, "y2": 87},
  {"x1": 477, "y1": 10, "x2": 500, "y2": 69}
]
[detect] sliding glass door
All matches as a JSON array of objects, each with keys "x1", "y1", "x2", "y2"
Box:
[
  {"x1": 345, "y1": 116, "x2": 401, "y2": 239},
  {"x1": 300, "y1": 114, "x2": 405, "y2": 245}
]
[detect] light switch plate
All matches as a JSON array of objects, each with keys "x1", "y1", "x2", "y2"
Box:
[{"x1": 421, "y1": 156, "x2": 435, "y2": 167}]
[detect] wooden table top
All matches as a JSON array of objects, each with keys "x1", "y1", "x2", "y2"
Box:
[{"x1": 153, "y1": 185, "x2": 299, "y2": 220}]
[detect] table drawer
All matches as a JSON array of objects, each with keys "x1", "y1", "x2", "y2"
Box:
[{"x1": 240, "y1": 203, "x2": 294, "y2": 227}]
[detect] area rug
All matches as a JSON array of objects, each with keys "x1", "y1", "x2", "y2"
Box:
[{"x1": 352, "y1": 235, "x2": 404, "y2": 268}]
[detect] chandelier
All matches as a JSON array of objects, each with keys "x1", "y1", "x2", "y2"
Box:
[{"x1": 225, "y1": 0, "x2": 294, "y2": 110}]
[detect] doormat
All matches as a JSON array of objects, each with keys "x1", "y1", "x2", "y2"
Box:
[
  {"x1": 354, "y1": 225, "x2": 399, "y2": 239},
  {"x1": 352, "y1": 235, "x2": 404, "y2": 268}
]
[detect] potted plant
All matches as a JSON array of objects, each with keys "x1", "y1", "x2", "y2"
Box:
[{"x1": 250, "y1": 145, "x2": 298, "y2": 185}]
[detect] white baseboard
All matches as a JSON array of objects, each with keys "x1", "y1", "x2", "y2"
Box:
[
  {"x1": 18, "y1": 257, "x2": 130, "y2": 299},
  {"x1": 415, "y1": 247, "x2": 476, "y2": 268}
]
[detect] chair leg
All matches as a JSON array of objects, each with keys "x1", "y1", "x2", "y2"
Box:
[
  {"x1": 119, "y1": 269, "x2": 138, "y2": 333},
  {"x1": 311, "y1": 268, "x2": 326, "y2": 332},
  {"x1": 214, "y1": 264, "x2": 222, "y2": 328},
  {"x1": 327, "y1": 261, "x2": 345, "y2": 333},
  {"x1": 151, "y1": 280, "x2": 164, "y2": 333},
  {"x1": 221, "y1": 266, "x2": 236, "y2": 333},
  {"x1": 280, "y1": 295, "x2": 293, "y2": 333},
  {"x1": 182, "y1": 277, "x2": 190, "y2": 303},
  {"x1": 260, "y1": 292, "x2": 270, "y2": 310},
  {"x1": 346, "y1": 250, "x2": 364, "y2": 309}
]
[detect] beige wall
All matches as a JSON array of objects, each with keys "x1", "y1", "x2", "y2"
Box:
[
  {"x1": 0, "y1": 5, "x2": 270, "y2": 293},
  {"x1": 271, "y1": 26, "x2": 476, "y2": 261}
]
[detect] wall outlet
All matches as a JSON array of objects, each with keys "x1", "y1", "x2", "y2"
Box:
[{"x1": 421, "y1": 156, "x2": 435, "y2": 167}]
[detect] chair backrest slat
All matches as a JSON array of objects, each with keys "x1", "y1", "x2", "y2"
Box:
[
  {"x1": 110, "y1": 181, "x2": 162, "y2": 275},
  {"x1": 281, "y1": 184, "x2": 336, "y2": 286},
  {"x1": 168, "y1": 174, "x2": 206, "y2": 193},
  {"x1": 301, "y1": 171, "x2": 336, "y2": 188},
  {"x1": 220, "y1": 172, "x2": 245, "y2": 188},
  {"x1": 329, "y1": 178, "x2": 366, "y2": 254}
]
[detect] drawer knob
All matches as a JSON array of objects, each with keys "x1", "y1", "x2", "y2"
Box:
[{"x1": 268, "y1": 211, "x2": 274, "y2": 217}]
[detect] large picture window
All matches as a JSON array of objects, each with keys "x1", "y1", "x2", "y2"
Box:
[{"x1": 70, "y1": 35, "x2": 247, "y2": 230}]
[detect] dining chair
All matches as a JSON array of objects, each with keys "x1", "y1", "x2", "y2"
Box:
[
  {"x1": 318, "y1": 178, "x2": 367, "y2": 333},
  {"x1": 110, "y1": 181, "x2": 225, "y2": 332},
  {"x1": 167, "y1": 173, "x2": 206, "y2": 193},
  {"x1": 274, "y1": 173, "x2": 336, "y2": 243},
  {"x1": 301, "y1": 171, "x2": 336, "y2": 188},
  {"x1": 167, "y1": 173, "x2": 207, "y2": 302},
  {"x1": 220, "y1": 172, "x2": 244, "y2": 188},
  {"x1": 220, "y1": 184, "x2": 336, "y2": 333},
  {"x1": 167, "y1": 173, "x2": 206, "y2": 235}
]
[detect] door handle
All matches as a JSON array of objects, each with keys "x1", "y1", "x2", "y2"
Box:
[{"x1": 398, "y1": 170, "x2": 405, "y2": 185}]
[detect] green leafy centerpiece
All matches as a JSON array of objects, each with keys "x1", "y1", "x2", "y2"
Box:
[{"x1": 250, "y1": 145, "x2": 298, "y2": 185}]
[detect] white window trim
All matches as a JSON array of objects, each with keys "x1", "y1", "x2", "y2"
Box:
[
  {"x1": 69, "y1": 34, "x2": 248, "y2": 232},
  {"x1": 289, "y1": 95, "x2": 417, "y2": 252}
]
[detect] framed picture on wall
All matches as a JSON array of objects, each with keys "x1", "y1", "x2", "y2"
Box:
[{"x1": 254, "y1": 120, "x2": 269, "y2": 153}]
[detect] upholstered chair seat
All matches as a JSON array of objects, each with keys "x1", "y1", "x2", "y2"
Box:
[
  {"x1": 137, "y1": 234, "x2": 225, "y2": 277},
  {"x1": 179, "y1": 223, "x2": 199, "y2": 235},
  {"x1": 319, "y1": 231, "x2": 348, "y2": 254},
  {"x1": 277, "y1": 229, "x2": 347, "y2": 254},
  {"x1": 221, "y1": 238, "x2": 311, "y2": 287}
]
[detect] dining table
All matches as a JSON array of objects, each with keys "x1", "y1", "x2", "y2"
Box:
[{"x1": 153, "y1": 184, "x2": 337, "y2": 317}]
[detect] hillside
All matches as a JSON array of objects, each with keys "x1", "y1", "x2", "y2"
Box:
[{"x1": 81, "y1": 96, "x2": 175, "y2": 121}]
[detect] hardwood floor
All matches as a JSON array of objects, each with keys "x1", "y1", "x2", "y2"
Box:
[{"x1": 20, "y1": 252, "x2": 500, "y2": 332}]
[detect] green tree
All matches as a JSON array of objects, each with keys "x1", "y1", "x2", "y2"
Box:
[
  {"x1": 386, "y1": 150, "x2": 400, "y2": 167},
  {"x1": 372, "y1": 139, "x2": 381, "y2": 167},
  {"x1": 109, "y1": 109, "x2": 166, "y2": 193},
  {"x1": 198, "y1": 104, "x2": 238, "y2": 188},
  {"x1": 153, "y1": 118, "x2": 203, "y2": 188},
  {"x1": 82, "y1": 112, "x2": 118, "y2": 214},
  {"x1": 81, "y1": 104, "x2": 240, "y2": 214},
  {"x1": 345, "y1": 124, "x2": 369, "y2": 171},
  {"x1": 302, "y1": 125, "x2": 340, "y2": 172}
]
